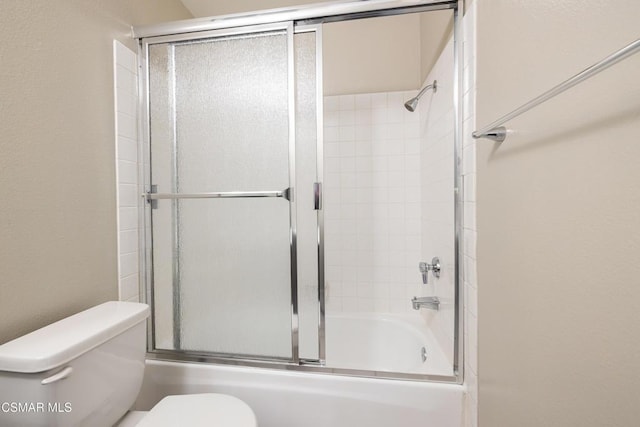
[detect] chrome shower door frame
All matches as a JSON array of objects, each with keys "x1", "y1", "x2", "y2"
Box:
[
  {"x1": 140, "y1": 21, "x2": 308, "y2": 364},
  {"x1": 137, "y1": 0, "x2": 464, "y2": 384}
]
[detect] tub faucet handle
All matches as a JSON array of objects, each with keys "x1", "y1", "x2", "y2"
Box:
[
  {"x1": 419, "y1": 257, "x2": 441, "y2": 284},
  {"x1": 419, "y1": 262, "x2": 429, "y2": 284}
]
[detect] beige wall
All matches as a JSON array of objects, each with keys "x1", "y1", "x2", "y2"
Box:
[
  {"x1": 0, "y1": 0, "x2": 191, "y2": 344},
  {"x1": 180, "y1": 0, "x2": 320, "y2": 17},
  {"x1": 322, "y1": 14, "x2": 421, "y2": 95},
  {"x1": 180, "y1": 0, "x2": 452, "y2": 95},
  {"x1": 476, "y1": 0, "x2": 640, "y2": 425},
  {"x1": 419, "y1": 9, "x2": 452, "y2": 83}
]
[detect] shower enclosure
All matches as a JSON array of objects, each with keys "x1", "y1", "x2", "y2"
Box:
[{"x1": 138, "y1": 0, "x2": 462, "y2": 382}]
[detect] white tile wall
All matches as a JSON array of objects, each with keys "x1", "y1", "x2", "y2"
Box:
[
  {"x1": 114, "y1": 41, "x2": 140, "y2": 303},
  {"x1": 322, "y1": 20, "x2": 477, "y2": 413},
  {"x1": 462, "y1": 3, "x2": 478, "y2": 427},
  {"x1": 323, "y1": 91, "x2": 423, "y2": 314}
]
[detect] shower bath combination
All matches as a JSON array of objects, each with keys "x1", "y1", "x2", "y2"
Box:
[
  {"x1": 131, "y1": 0, "x2": 465, "y2": 425},
  {"x1": 136, "y1": 0, "x2": 463, "y2": 388}
]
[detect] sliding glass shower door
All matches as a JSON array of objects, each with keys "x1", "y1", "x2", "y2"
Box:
[{"x1": 144, "y1": 23, "x2": 321, "y2": 362}]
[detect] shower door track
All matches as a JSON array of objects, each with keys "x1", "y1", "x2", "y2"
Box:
[
  {"x1": 137, "y1": 0, "x2": 464, "y2": 384},
  {"x1": 145, "y1": 349, "x2": 456, "y2": 383},
  {"x1": 134, "y1": 1, "x2": 458, "y2": 39}
]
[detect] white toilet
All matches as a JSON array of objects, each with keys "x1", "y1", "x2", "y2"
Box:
[{"x1": 0, "y1": 301, "x2": 257, "y2": 427}]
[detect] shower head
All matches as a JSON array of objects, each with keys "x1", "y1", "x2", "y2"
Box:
[{"x1": 404, "y1": 80, "x2": 437, "y2": 112}]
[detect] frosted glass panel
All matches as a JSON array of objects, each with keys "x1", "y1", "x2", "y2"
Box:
[
  {"x1": 174, "y1": 32, "x2": 289, "y2": 193},
  {"x1": 177, "y1": 198, "x2": 292, "y2": 357},
  {"x1": 148, "y1": 29, "x2": 293, "y2": 359},
  {"x1": 294, "y1": 32, "x2": 320, "y2": 360},
  {"x1": 148, "y1": 44, "x2": 176, "y2": 350}
]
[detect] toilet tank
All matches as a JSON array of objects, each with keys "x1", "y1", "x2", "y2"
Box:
[{"x1": 0, "y1": 302, "x2": 149, "y2": 427}]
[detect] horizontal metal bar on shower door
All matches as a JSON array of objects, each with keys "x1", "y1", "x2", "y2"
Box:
[
  {"x1": 472, "y1": 38, "x2": 640, "y2": 142},
  {"x1": 146, "y1": 188, "x2": 291, "y2": 201}
]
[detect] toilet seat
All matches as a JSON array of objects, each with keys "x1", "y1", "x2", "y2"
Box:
[{"x1": 135, "y1": 393, "x2": 257, "y2": 427}]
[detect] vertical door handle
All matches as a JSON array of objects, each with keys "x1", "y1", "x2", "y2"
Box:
[{"x1": 313, "y1": 182, "x2": 322, "y2": 210}]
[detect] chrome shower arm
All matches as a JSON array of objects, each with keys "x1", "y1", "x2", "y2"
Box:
[{"x1": 415, "y1": 80, "x2": 437, "y2": 99}]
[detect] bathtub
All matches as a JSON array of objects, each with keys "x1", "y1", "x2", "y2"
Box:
[
  {"x1": 134, "y1": 313, "x2": 462, "y2": 427},
  {"x1": 325, "y1": 312, "x2": 453, "y2": 375},
  {"x1": 135, "y1": 361, "x2": 463, "y2": 427}
]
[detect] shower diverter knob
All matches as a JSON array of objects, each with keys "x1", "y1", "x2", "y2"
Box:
[{"x1": 418, "y1": 257, "x2": 441, "y2": 284}]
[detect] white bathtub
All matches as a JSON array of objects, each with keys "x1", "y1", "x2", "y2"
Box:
[
  {"x1": 325, "y1": 313, "x2": 453, "y2": 375},
  {"x1": 134, "y1": 313, "x2": 462, "y2": 427},
  {"x1": 135, "y1": 361, "x2": 463, "y2": 427}
]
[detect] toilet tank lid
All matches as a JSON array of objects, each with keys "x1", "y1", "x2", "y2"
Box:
[{"x1": 0, "y1": 302, "x2": 149, "y2": 373}]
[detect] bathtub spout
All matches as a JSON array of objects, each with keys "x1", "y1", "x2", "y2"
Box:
[{"x1": 411, "y1": 296, "x2": 440, "y2": 311}]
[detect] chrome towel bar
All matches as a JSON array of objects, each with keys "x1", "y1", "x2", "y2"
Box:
[{"x1": 473, "y1": 38, "x2": 640, "y2": 142}]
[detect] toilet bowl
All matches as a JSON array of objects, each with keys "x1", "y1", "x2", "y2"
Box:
[
  {"x1": 118, "y1": 393, "x2": 256, "y2": 427},
  {"x1": 0, "y1": 302, "x2": 257, "y2": 427}
]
